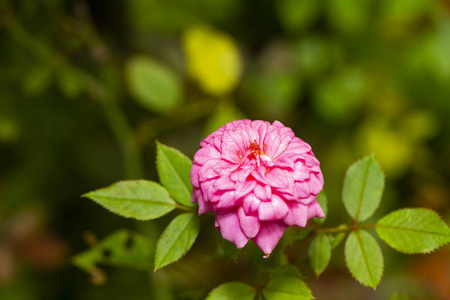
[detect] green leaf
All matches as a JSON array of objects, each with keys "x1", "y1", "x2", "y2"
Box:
[
  {"x1": 268, "y1": 265, "x2": 304, "y2": 280},
  {"x1": 206, "y1": 282, "x2": 256, "y2": 300},
  {"x1": 73, "y1": 229, "x2": 153, "y2": 272},
  {"x1": 376, "y1": 208, "x2": 450, "y2": 254},
  {"x1": 156, "y1": 142, "x2": 193, "y2": 207},
  {"x1": 315, "y1": 191, "x2": 328, "y2": 224},
  {"x1": 345, "y1": 230, "x2": 383, "y2": 289},
  {"x1": 125, "y1": 55, "x2": 182, "y2": 113},
  {"x1": 342, "y1": 155, "x2": 385, "y2": 222},
  {"x1": 84, "y1": 180, "x2": 177, "y2": 220},
  {"x1": 154, "y1": 213, "x2": 200, "y2": 271},
  {"x1": 330, "y1": 232, "x2": 346, "y2": 249},
  {"x1": 263, "y1": 276, "x2": 313, "y2": 300},
  {"x1": 308, "y1": 234, "x2": 331, "y2": 276}
]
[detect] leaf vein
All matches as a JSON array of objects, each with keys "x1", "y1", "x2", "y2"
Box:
[
  {"x1": 354, "y1": 159, "x2": 371, "y2": 222},
  {"x1": 160, "y1": 149, "x2": 190, "y2": 197},
  {"x1": 92, "y1": 196, "x2": 177, "y2": 207},
  {"x1": 355, "y1": 230, "x2": 374, "y2": 285},
  {"x1": 156, "y1": 214, "x2": 197, "y2": 267},
  {"x1": 375, "y1": 224, "x2": 450, "y2": 236}
]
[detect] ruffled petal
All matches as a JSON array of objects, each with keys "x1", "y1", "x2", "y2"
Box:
[
  {"x1": 283, "y1": 202, "x2": 308, "y2": 227},
  {"x1": 253, "y1": 221, "x2": 287, "y2": 256},
  {"x1": 294, "y1": 181, "x2": 311, "y2": 199},
  {"x1": 198, "y1": 159, "x2": 220, "y2": 182},
  {"x1": 193, "y1": 146, "x2": 221, "y2": 165},
  {"x1": 253, "y1": 184, "x2": 271, "y2": 202},
  {"x1": 216, "y1": 210, "x2": 249, "y2": 248},
  {"x1": 214, "y1": 191, "x2": 239, "y2": 212},
  {"x1": 213, "y1": 176, "x2": 235, "y2": 191},
  {"x1": 293, "y1": 161, "x2": 310, "y2": 181},
  {"x1": 190, "y1": 164, "x2": 201, "y2": 188},
  {"x1": 238, "y1": 207, "x2": 260, "y2": 238},
  {"x1": 235, "y1": 180, "x2": 257, "y2": 199},
  {"x1": 308, "y1": 173, "x2": 323, "y2": 195},
  {"x1": 213, "y1": 160, "x2": 239, "y2": 177},
  {"x1": 258, "y1": 195, "x2": 288, "y2": 221},
  {"x1": 307, "y1": 201, "x2": 325, "y2": 219},
  {"x1": 243, "y1": 194, "x2": 261, "y2": 214}
]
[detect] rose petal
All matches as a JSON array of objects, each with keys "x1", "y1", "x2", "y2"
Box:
[
  {"x1": 308, "y1": 173, "x2": 323, "y2": 195},
  {"x1": 201, "y1": 127, "x2": 224, "y2": 148},
  {"x1": 190, "y1": 164, "x2": 201, "y2": 187},
  {"x1": 258, "y1": 195, "x2": 288, "y2": 221},
  {"x1": 265, "y1": 168, "x2": 292, "y2": 189},
  {"x1": 307, "y1": 201, "x2": 325, "y2": 219},
  {"x1": 213, "y1": 176, "x2": 235, "y2": 191},
  {"x1": 213, "y1": 160, "x2": 239, "y2": 176},
  {"x1": 193, "y1": 146, "x2": 220, "y2": 165},
  {"x1": 238, "y1": 207, "x2": 260, "y2": 238},
  {"x1": 283, "y1": 202, "x2": 308, "y2": 227},
  {"x1": 294, "y1": 181, "x2": 310, "y2": 199},
  {"x1": 252, "y1": 120, "x2": 270, "y2": 142},
  {"x1": 198, "y1": 159, "x2": 220, "y2": 182},
  {"x1": 195, "y1": 190, "x2": 212, "y2": 214},
  {"x1": 253, "y1": 221, "x2": 287, "y2": 256},
  {"x1": 216, "y1": 210, "x2": 249, "y2": 248},
  {"x1": 243, "y1": 194, "x2": 261, "y2": 214},
  {"x1": 235, "y1": 180, "x2": 257, "y2": 199},
  {"x1": 298, "y1": 194, "x2": 318, "y2": 205},
  {"x1": 293, "y1": 161, "x2": 310, "y2": 181},
  {"x1": 251, "y1": 167, "x2": 268, "y2": 184},
  {"x1": 292, "y1": 202, "x2": 309, "y2": 227},
  {"x1": 254, "y1": 184, "x2": 271, "y2": 202},
  {"x1": 214, "y1": 191, "x2": 239, "y2": 212},
  {"x1": 272, "y1": 133, "x2": 292, "y2": 159}
]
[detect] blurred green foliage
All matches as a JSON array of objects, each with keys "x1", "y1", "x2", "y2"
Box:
[{"x1": 1, "y1": 0, "x2": 449, "y2": 299}]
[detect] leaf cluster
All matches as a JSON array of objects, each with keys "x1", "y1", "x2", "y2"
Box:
[
  {"x1": 78, "y1": 142, "x2": 199, "y2": 275},
  {"x1": 306, "y1": 155, "x2": 450, "y2": 289},
  {"x1": 76, "y1": 147, "x2": 450, "y2": 298}
]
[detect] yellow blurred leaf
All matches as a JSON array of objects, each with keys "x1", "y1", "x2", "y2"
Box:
[{"x1": 183, "y1": 25, "x2": 242, "y2": 96}]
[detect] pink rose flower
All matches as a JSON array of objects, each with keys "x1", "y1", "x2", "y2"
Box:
[{"x1": 190, "y1": 120, "x2": 324, "y2": 256}]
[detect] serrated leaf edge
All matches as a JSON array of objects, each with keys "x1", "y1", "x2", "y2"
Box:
[
  {"x1": 206, "y1": 282, "x2": 257, "y2": 300},
  {"x1": 309, "y1": 234, "x2": 331, "y2": 277},
  {"x1": 156, "y1": 141, "x2": 193, "y2": 206},
  {"x1": 375, "y1": 207, "x2": 450, "y2": 254},
  {"x1": 345, "y1": 230, "x2": 384, "y2": 290},
  {"x1": 342, "y1": 154, "x2": 385, "y2": 222},
  {"x1": 154, "y1": 213, "x2": 199, "y2": 271},
  {"x1": 82, "y1": 180, "x2": 177, "y2": 220},
  {"x1": 263, "y1": 275, "x2": 313, "y2": 299}
]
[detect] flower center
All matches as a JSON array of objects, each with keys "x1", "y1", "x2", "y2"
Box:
[
  {"x1": 241, "y1": 139, "x2": 272, "y2": 167},
  {"x1": 248, "y1": 140, "x2": 263, "y2": 160}
]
